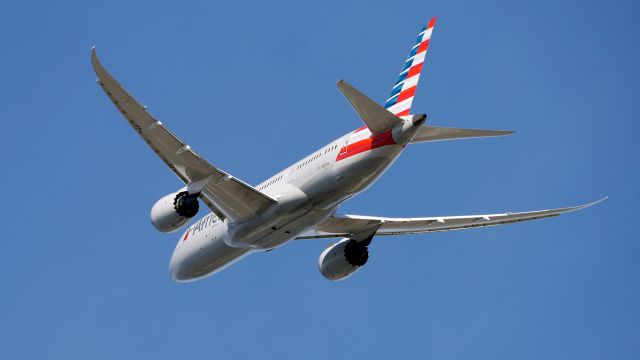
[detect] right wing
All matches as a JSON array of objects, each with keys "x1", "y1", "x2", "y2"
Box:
[
  {"x1": 296, "y1": 198, "x2": 606, "y2": 239},
  {"x1": 91, "y1": 47, "x2": 276, "y2": 222}
]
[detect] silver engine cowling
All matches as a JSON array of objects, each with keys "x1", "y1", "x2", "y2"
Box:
[
  {"x1": 150, "y1": 190, "x2": 200, "y2": 233},
  {"x1": 318, "y1": 238, "x2": 370, "y2": 281}
]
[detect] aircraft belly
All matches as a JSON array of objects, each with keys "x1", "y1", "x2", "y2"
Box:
[
  {"x1": 170, "y1": 221, "x2": 253, "y2": 282},
  {"x1": 334, "y1": 144, "x2": 403, "y2": 197},
  {"x1": 228, "y1": 206, "x2": 337, "y2": 249},
  {"x1": 297, "y1": 162, "x2": 342, "y2": 209},
  {"x1": 170, "y1": 205, "x2": 334, "y2": 281}
]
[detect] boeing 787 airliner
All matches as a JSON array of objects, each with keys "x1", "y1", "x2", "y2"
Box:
[{"x1": 92, "y1": 17, "x2": 603, "y2": 282}]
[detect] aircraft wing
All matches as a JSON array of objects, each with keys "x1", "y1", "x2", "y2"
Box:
[
  {"x1": 91, "y1": 48, "x2": 276, "y2": 222},
  {"x1": 296, "y1": 198, "x2": 605, "y2": 239}
]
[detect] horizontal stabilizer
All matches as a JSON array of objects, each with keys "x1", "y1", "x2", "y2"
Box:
[
  {"x1": 410, "y1": 125, "x2": 514, "y2": 143},
  {"x1": 337, "y1": 80, "x2": 404, "y2": 135}
]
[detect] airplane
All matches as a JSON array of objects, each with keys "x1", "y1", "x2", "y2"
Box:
[{"x1": 91, "y1": 17, "x2": 604, "y2": 282}]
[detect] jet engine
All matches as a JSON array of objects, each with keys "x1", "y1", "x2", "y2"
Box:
[
  {"x1": 318, "y1": 238, "x2": 370, "y2": 281},
  {"x1": 150, "y1": 190, "x2": 200, "y2": 233}
]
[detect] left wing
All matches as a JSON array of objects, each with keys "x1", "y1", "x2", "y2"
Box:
[
  {"x1": 91, "y1": 47, "x2": 276, "y2": 222},
  {"x1": 296, "y1": 198, "x2": 606, "y2": 239}
]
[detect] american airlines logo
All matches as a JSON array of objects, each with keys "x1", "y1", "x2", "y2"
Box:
[{"x1": 183, "y1": 214, "x2": 219, "y2": 241}]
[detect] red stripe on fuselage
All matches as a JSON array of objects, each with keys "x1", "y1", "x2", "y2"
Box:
[
  {"x1": 183, "y1": 229, "x2": 190, "y2": 241},
  {"x1": 336, "y1": 129, "x2": 396, "y2": 162}
]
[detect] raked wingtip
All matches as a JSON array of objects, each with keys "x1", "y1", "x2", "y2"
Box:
[{"x1": 578, "y1": 196, "x2": 608, "y2": 210}]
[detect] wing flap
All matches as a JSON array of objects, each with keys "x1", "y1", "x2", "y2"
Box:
[
  {"x1": 91, "y1": 47, "x2": 276, "y2": 222},
  {"x1": 296, "y1": 198, "x2": 606, "y2": 239}
]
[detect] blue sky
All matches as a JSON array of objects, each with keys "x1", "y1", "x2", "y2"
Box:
[{"x1": 1, "y1": 0, "x2": 638, "y2": 358}]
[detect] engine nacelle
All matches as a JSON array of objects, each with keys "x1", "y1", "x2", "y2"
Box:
[
  {"x1": 150, "y1": 190, "x2": 200, "y2": 233},
  {"x1": 318, "y1": 238, "x2": 369, "y2": 281}
]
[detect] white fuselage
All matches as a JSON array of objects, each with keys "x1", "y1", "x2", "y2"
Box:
[{"x1": 169, "y1": 118, "x2": 423, "y2": 281}]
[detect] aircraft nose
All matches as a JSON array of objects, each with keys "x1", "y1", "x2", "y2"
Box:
[
  {"x1": 169, "y1": 253, "x2": 180, "y2": 281},
  {"x1": 169, "y1": 248, "x2": 190, "y2": 282},
  {"x1": 169, "y1": 246, "x2": 203, "y2": 282}
]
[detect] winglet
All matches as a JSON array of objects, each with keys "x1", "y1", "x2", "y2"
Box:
[
  {"x1": 540, "y1": 196, "x2": 608, "y2": 215},
  {"x1": 90, "y1": 46, "x2": 100, "y2": 75},
  {"x1": 567, "y1": 196, "x2": 608, "y2": 212},
  {"x1": 91, "y1": 46, "x2": 113, "y2": 87}
]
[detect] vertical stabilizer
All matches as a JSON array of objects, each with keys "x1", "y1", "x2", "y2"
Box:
[{"x1": 385, "y1": 17, "x2": 436, "y2": 116}]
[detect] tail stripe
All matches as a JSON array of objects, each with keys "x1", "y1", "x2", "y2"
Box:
[{"x1": 385, "y1": 17, "x2": 436, "y2": 117}]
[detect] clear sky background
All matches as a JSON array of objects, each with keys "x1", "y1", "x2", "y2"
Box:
[{"x1": 0, "y1": 0, "x2": 638, "y2": 358}]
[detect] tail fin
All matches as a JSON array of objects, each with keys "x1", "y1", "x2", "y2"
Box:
[{"x1": 385, "y1": 17, "x2": 436, "y2": 116}]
